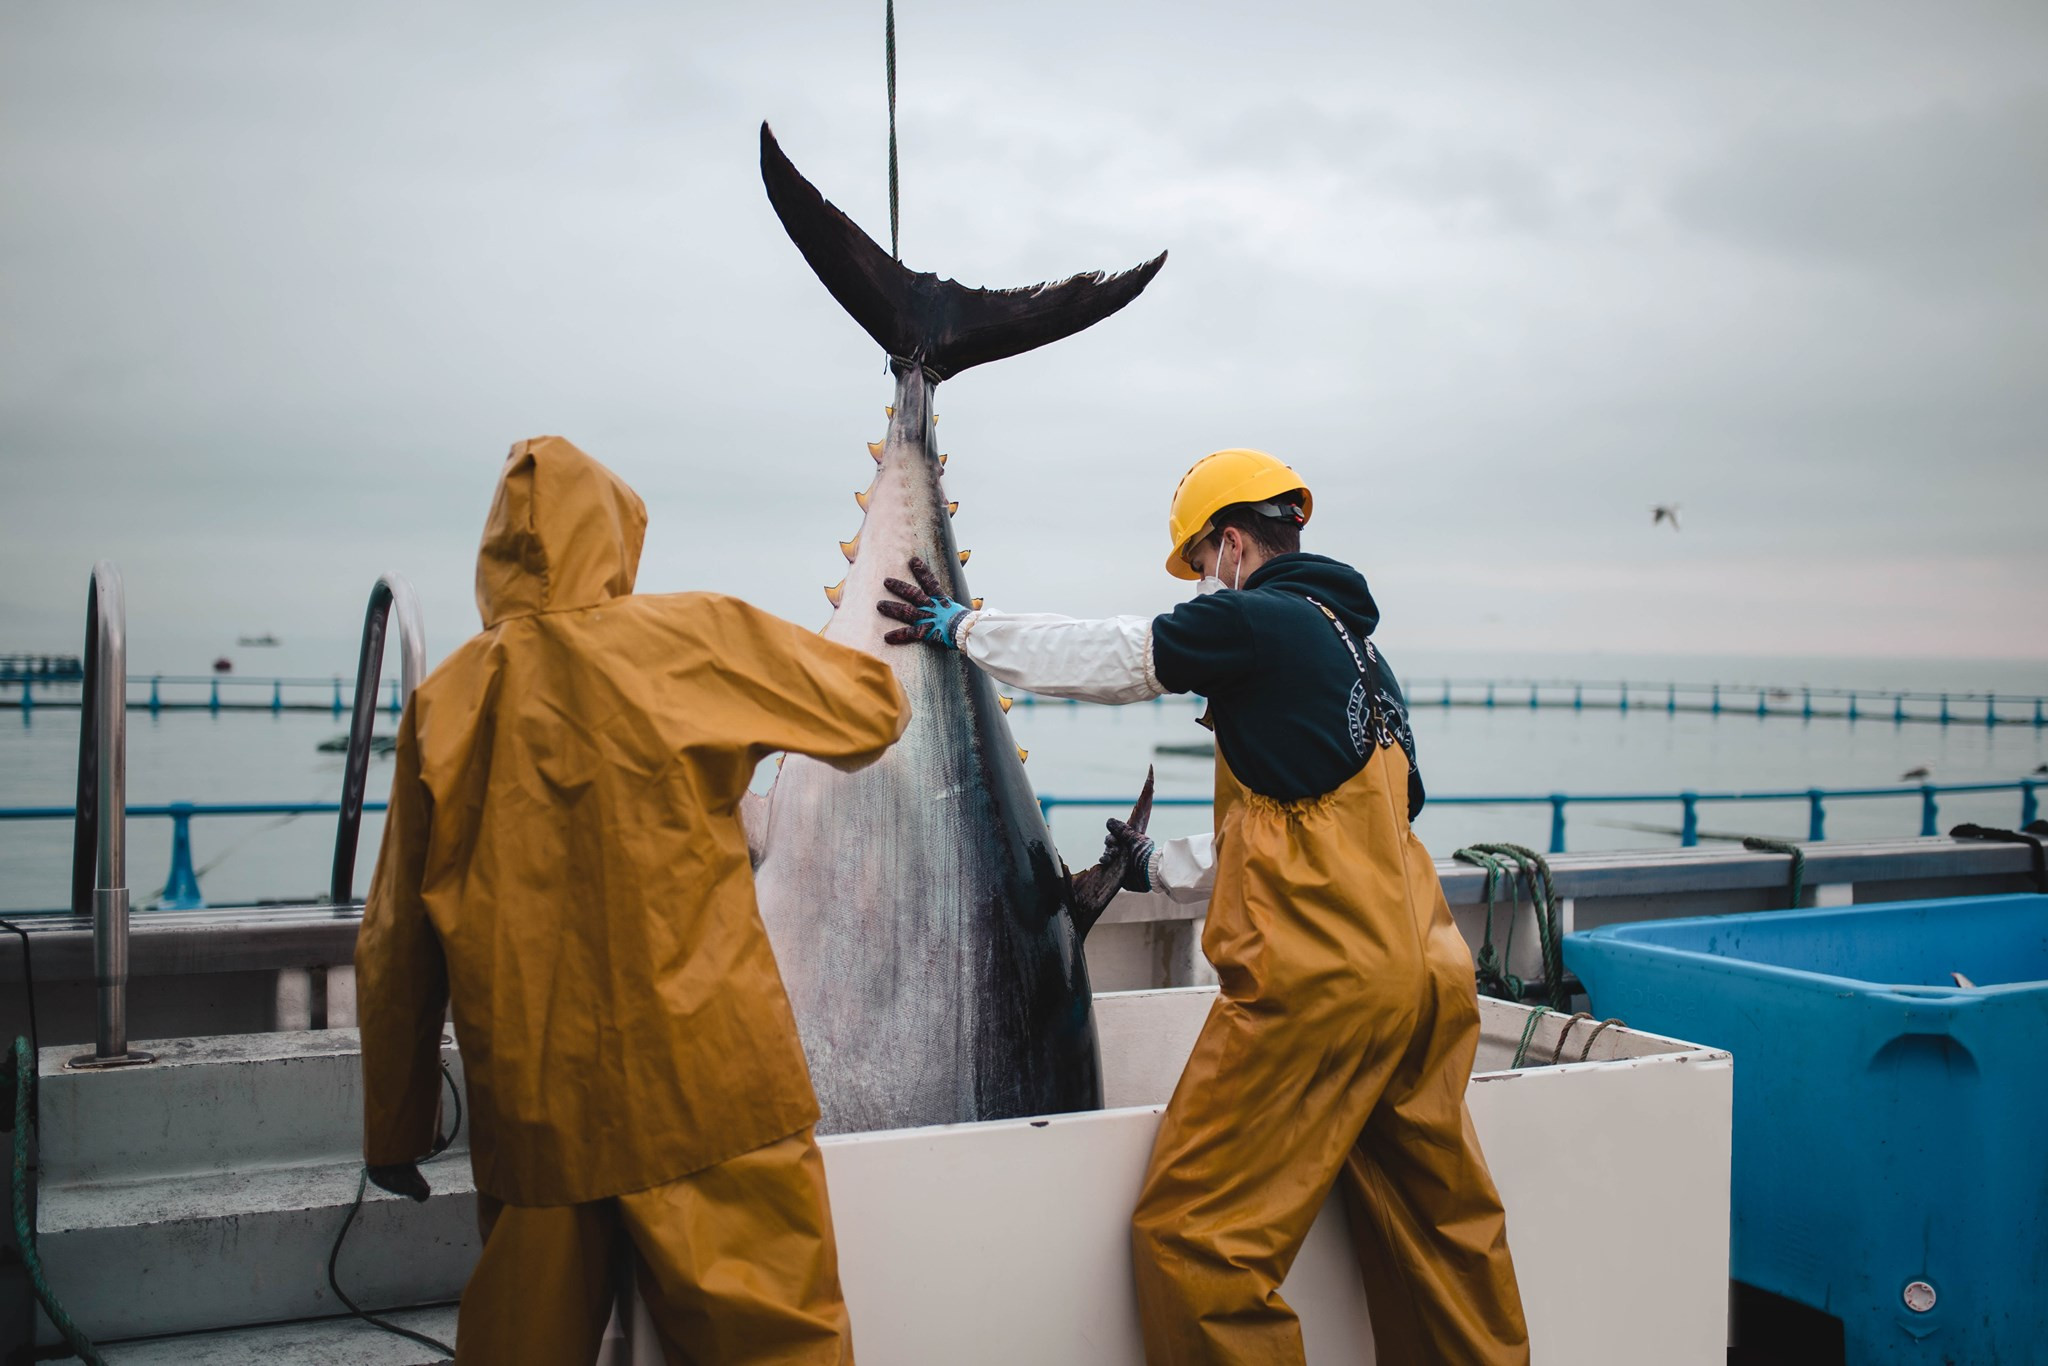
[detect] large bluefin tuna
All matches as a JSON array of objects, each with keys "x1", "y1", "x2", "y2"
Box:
[{"x1": 749, "y1": 123, "x2": 1164, "y2": 1135}]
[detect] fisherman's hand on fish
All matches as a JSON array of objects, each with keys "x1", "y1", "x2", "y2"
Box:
[
  {"x1": 1099, "y1": 816, "x2": 1157, "y2": 893},
  {"x1": 367, "y1": 1161, "x2": 431, "y2": 1202},
  {"x1": 878, "y1": 556, "x2": 974, "y2": 649}
]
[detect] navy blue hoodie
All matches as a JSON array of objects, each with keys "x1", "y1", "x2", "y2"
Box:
[{"x1": 1150, "y1": 553, "x2": 1424, "y2": 815}]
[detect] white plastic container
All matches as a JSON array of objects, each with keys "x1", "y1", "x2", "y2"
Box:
[{"x1": 614, "y1": 990, "x2": 1732, "y2": 1365}]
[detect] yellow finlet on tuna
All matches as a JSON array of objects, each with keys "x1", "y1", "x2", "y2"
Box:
[
  {"x1": 855, "y1": 490, "x2": 869, "y2": 511},
  {"x1": 824, "y1": 580, "x2": 845, "y2": 608},
  {"x1": 939, "y1": 453, "x2": 949, "y2": 468},
  {"x1": 840, "y1": 535, "x2": 860, "y2": 562},
  {"x1": 1016, "y1": 746, "x2": 1028, "y2": 763},
  {"x1": 971, "y1": 598, "x2": 984, "y2": 610},
  {"x1": 868, "y1": 441, "x2": 884, "y2": 462},
  {"x1": 998, "y1": 695, "x2": 1012, "y2": 713},
  {"x1": 947, "y1": 501, "x2": 959, "y2": 517},
  {"x1": 957, "y1": 549, "x2": 971, "y2": 564},
  {"x1": 885, "y1": 406, "x2": 894, "y2": 418}
]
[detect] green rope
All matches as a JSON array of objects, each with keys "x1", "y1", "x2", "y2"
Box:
[
  {"x1": 884, "y1": 0, "x2": 900, "y2": 261},
  {"x1": 1511, "y1": 1007, "x2": 1550, "y2": 1069},
  {"x1": 1453, "y1": 848, "x2": 1523, "y2": 1003},
  {"x1": 1459, "y1": 842, "x2": 1569, "y2": 1010},
  {"x1": 1742, "y1": 837, "x2": 1805, "y2": 910},
  {"x1": 12, "y1": 1036, "x2": 105, "y2": 1364}
]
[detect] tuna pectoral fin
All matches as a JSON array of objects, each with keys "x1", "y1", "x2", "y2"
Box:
[
  {"x1": 1064, "y1": 767, "x2": 1156, "y2": 940},
  {"x1": 760, "y1": 123, "x2": 1166, "y2": 382}
]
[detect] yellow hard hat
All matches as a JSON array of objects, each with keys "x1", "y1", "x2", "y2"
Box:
[{"x1": 1163, "y1": 448, "x2": 1313, "y2": 579}]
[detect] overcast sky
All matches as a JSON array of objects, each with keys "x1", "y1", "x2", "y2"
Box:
[{"x1": 3, "y1": 1, "x2": 2044, "y2": 675}]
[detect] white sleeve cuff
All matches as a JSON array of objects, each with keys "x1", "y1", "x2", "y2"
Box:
[
  {"x1": 960, "y1": 611, "x2": 1166, "y2": 705},
  {"x1": 1153, "y1": 834, "x2": 1215, "y2": 903}
]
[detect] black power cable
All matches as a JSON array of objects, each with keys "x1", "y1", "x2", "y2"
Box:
[{"x1": 326, "y1": 1062, "x2": 464, "y2": 1357}]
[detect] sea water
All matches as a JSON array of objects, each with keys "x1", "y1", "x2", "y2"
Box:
[{"x1": 3, "y1": 651, "x2": 2044, "y2": 914}]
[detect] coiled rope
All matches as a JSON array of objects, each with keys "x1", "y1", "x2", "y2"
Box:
[
  {"x1": 1455, "y1": 842, "x2": 1569, "y2": 1010},
  {"x1": 1452, "y1": 848, "x2": 1524, "y2": 1004}
]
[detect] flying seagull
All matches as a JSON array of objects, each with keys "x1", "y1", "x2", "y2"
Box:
[
  {"x1": 1651, "y1": 504, "x2": 1681, "y2": 531},
  {"x1": 1900, "y1": 765, "x2": 1932, "y2": 782}
]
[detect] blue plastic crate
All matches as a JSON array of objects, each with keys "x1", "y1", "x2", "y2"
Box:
[{"x1": 1566, "y1": 893, "x2": 2048, "y2": 1366}]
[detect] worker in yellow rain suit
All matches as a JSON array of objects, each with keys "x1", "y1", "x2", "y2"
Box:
[
  {"x1": 357, "y1": 435, "x2": 909, "y2": 1365},
  {"x1": 879, "y1": 448, "x2": 1528, "y2": 1364}
]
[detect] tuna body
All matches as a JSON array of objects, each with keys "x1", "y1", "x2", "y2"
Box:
[{"x1": 753, "y1": 369, "x2": 1101, "y2": 1134}]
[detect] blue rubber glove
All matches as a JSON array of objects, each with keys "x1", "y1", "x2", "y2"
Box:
[{"x1": 879, "y1": 556, "x2": 974, "y2": 650}]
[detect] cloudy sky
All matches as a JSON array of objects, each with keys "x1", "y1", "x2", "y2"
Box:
[{"x1": 3, "y1": 1, "x2": 2044, "y2": 674}]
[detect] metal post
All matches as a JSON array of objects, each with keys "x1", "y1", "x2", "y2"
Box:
[
  {"x1": 388, "y1": 677, "x2": 401, "y2": 715},
  {"x1": 1920, "y1": 786, "x2": 1938, "y2": 838},
  {"x1": 1985, "y1": 694, "x2": 1996, "y2": 727},
  {"x1": 1802, "y1": 688, "x2": 1812, "y2": 720},
  {"x1": 1680, "y1": 794, "x2": 1699, "y2": 847},
  {"x1": 1485, "y1": 682, "x2": 1495, "y2": 709},
  {"x1": 1441, "y1": 679, "x2": 1451, "y2": 707},
  {"x1": 1038, "y1": 796, "x2": 1055, "y2": 818},
  {"x1": 331, "y1": 575, "x2": 426, "y2": 905},
  {"x1": 1710, "y1": 683, "x2": 1721, "y2": 715},
  {"x1": 271, "y1": 679, "x2": 283, "y2": 714},
  {"x1": 161, "y1": 803, "x2": 204, "y2": 909},
  {"x1": 1666, "y1": 683, "x2": 1676, "y2": 714},
  {"x1": 2036, "y1": 699, "x2": 2044, "y2": 728},
  {"x1": 149, "y1": 675, "x2": 161, "y2": 715},
  {"x1": 1548, "y1": 796, "x2": 1567, "y2": 855},
  {"x1": 2021, "y1": 781, "x2": 2038, "y2": 829},
  {"x1": 1808, "y1": 790, "x2": 1826, "y2": 842},
  {"x1": 332, "y1": 677, "x2": 344, "y2": 715},
  {"x1": 209, "y1": 677, "x2": 220, "y2": 713},
  {"x1": 1574, "y1": 684, "x2": 1583, "y2": 711},
  {"x1": 1757, "y1": 690, "x2": 1767, "y2": 718},
  {"x1": 1939, "y1": 693, "x2": 1951, "y2": 725},
  {"x1": 1894, "y1": 694, "x2": 1905, "y2": 724},
  {"x1": 1619, "y1": 682, "x2": 1629, "y2": 712},
  {"x1": 68, "y1": 562, "x2": 153, "y2": 1069},
  {"x1": 1529, "y1": 684, "x2": 1539, "y2": 710},
  {"x1": 1847, "y1": 692, "x2": 1858, "y2": 723}
]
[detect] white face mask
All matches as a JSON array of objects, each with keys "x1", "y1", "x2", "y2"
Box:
[{"x1": 1192, "y1": 539, "x2": 1243, "y2": 597}]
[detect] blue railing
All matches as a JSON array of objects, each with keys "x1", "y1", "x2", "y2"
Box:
[
  {"x1": 5, "y1": 780, "x2": 2036, "y2": 910},
  {"x1": 4, "y1": 673, "x2": 2045, "y2": 726},
  {"x1": 0, "y1": 800, "x2": 386, "y2": 911},
  {"x1": 1008, "y1": 680, "x2": 2048, "y2": 727},
  {"x1": 1039, "y1": 779, "x2": 2040, "y2": 856},
  {"x1": 0, "y1": 673, "x2": 406, "y2": 717}
]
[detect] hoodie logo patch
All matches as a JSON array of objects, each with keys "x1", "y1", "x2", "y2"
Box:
[{"x1": 1346, "y1": 678, "x2": 1371, "y2": 758}]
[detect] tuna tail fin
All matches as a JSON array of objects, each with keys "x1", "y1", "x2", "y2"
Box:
[
  {"x1": 1065, "y1": 767, "x2": 1157, "y2": 939},
  {"x1": 760, "y1": 123, "x2": 1166, "y2": 382}
]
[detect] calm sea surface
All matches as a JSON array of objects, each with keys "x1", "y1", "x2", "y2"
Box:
[{"x1": 4, "y1": 649, "x2": 2045, "y2": 913}]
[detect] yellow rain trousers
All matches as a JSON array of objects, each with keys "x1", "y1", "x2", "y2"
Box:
[
  {"x1": 356, "y1": 436, "x2": 906, "y2": 1361},
  {"x1": 1131, "y1": 744, "x2": 1530, "y2": 1365},
  {"x1": 455, "y1": 1129, "x2": 851, "y2": 1365}
]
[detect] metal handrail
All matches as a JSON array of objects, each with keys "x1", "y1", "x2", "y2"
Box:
[
  {"x1": 330, "y1": 575, "x2": 424, "y2": 904},
  {"x1": 66, "y1": 562, "x2": 153, "y2": 1068}
]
